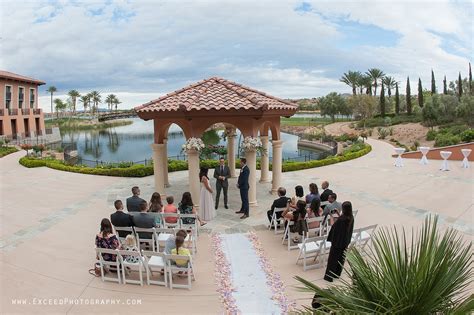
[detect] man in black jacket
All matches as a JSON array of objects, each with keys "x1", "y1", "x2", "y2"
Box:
[
  {"x1": 320, "y1": 181, "x2": 333, "y2": 202},
  {"x1": 110, "y1": 200, "x2": 134, "y2": 237},
  {"x1": 267, "y1": 187, "x2": 290, "y2": 226},
  {"x1": 236, "y1": 158, "x2": 250, "y2": 219}
]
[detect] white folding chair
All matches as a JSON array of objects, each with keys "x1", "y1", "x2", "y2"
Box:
[
  {"x1": 95, "y1": 248, "x2": 121, "y2": 284},
  {"x1": 161, "y1": 213, "x2": 180, "y2": 229},
  {"x1": 295, "y1": 235, "x2": 327, "y2": 271},
  {"x1": 113, "y1": 226, "x2": 135, "y2": 245},
  {"x1": 353, "y1": 210, "x2": 359, "y2": 218},
  {"x1": 352, "y1": 224, "x2": 377, "y2": 252},
  {"x1": 134, "y1": 227, "x2": 157, "y2": 252},
  {"x1": 148, "y1": 213, "x2": 163, "y2": 228},
  {"x1": 155, "y1": 228, "x2": 176, "y2": 253},
  {"x1": 304, "y1": 216, "x2": 326, "y2": 239},
  {"x1": 118, "y1": 249, "x2": 144, "y2": 286},
  {"x1": 320, "y1": 201, "x2": 330, "y2": 207},
  {"x1": 167, "y1": 254, "x2": 195, "y2": 290},
  {"x1": 180, "y1": 213, "x2": 200, "y2": 240},
  {"x1": 269, "y1": 207, "x2": 287, "y2": 235},
  {"x1": 281, "y1": 221, "x2": 300, "y2": 251},
  {"x1": 142, "y1": 250, "x2": 167, "y2": 287}
]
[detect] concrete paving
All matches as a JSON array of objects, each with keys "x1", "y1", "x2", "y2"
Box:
[{"x1": 0, "y1": 138, "x2": 472, "y2": 314}]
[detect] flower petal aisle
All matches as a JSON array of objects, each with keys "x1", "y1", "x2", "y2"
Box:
[{"x1": 212, "y1": 233, "x2": 295, "y2": 314}]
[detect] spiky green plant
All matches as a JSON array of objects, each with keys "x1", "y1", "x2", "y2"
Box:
[{"x1": 295, "y1": 215, "x2": 473, "y2": 314}]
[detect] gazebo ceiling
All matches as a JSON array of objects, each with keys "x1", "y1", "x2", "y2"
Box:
[{"x1": 135, "y1": 77, "x2": 297, "y2": 118}]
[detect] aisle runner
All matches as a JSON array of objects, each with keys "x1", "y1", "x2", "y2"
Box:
[{"x1": 212, "y1": 233, "x2": 295, "y2": 314}]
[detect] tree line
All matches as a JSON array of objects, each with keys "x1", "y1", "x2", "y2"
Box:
[
  {"x1": 45, "y1": 87, "x2": 121, "y2": 118},
  {"x1": 316, "y1": 63, "x2": 473, "y2": 126}
]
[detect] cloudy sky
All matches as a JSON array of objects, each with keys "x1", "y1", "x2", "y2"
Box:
[{"x1": 1, "y1": 0, "x2": 472, "y2": 112}]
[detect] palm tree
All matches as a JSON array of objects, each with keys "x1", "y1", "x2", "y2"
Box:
[
  {"x1": 358, "y1": 75, "x2": 373, "y2": 95},
  {"x1": 366, "y1": 68, "x2": 385, "y2": 95},
  {"x1": 340, "y1": 71, "x2": 362, "y2": 95},
  {"x1": 89, "y1": 91, "x2": 101, "y2": 115},
  {"x1": 113, "y1": 97, "x2": 121, "y2": 111},
  {"x1": 105, "y1": 94, "x2": 118, "y2": 112},
  {"x1": 296, "y1": 215, "x2": 472, "y2": 313},
  {"x1": 382, "y1": 76, "x2": 397, "y2": 97},
  {"x1": 53, "y1": 98, "x2": 66, "y2": 120},
  {"x1": 67, "y1": 90, "x2": 80, "y2": 115},
  {"x1": 79, "y1": 95, "x2": 90, "y2": 114},
  {"x1": 46, "y1": 86, "x2": 57, "y2": 118}
]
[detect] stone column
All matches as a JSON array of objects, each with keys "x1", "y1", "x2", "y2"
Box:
[
  {"x1": 259, "y1": 135, "x2": 270, "y2": 183},
  {"x1": 227, "y1": 131, "x2": 237, "y2": 177},
  {"x1": 151, "y1": 143, "x2": 165, "y2": 195},
  {"x1": 163, "y1": 138, "x2": 170, "y2": 187},
  {"x1": 246, "y1": 148, "x2": 258, "y2": 207},
  {"x1": 271, "y1": 140, "x2": 283, "y2": 195},
  {"x1": 187, "y1": 148, "x2": 201, "y2": 208}
]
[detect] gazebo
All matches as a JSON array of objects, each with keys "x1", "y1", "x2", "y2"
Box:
[{"x1": 135, "y1": 77, "x2": 297, "y2": 208}]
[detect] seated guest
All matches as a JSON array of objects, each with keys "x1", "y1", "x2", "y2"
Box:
[
  {"x1": 163, "y1": 195, "x2": 178, "y2": 224},
  {"x1": 171, "y1": 235, "x2": 191, "y2": 267},
  {"x1": 178, "y1": 192, "x2": 207, "y2": 226},
  {"x1": 126, "y1": 186, "x2": 146, "y2": 212},
  {"x1": 282, "y1": 200, "x2": 308, "y2": 242},
  {"x1": 289, "y1": 185, "x2": 305, "y2": 209},
  {"x1": 164, "y1": 229, "x2": 188, "y2": 254},
  {"x1": 307, "y1": 198, "x2": 324, "y2": 229},
  {"x1": 123, "y1": 234, "x2": 140, "y2": 263},
  {"x1": 324, "y1": 193, "x2": 342, "y2": 215},
  {"x1": 267, "y1": 187, "x2": 290, "y2": 226},
  {"x1": 305, "y1": 183, "x2": 320, "y2": 204},
  {"x1": 320, "y1": 181, "x2": 333, "y2": 202},
  {"x1": 110, "y1": 200, "x2": 134, "y2": 238},
  {"x1": 133, "y1": 200, "x2": 156, "y2": 239},
  {"x1": 149, "y1": 192, "x2": 163, "y2": 226},
  {"x1": 95, "y1": 218, "x2": 120, "y2": 262}
]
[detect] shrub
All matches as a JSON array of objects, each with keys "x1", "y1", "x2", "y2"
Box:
[
  {"x1": 384, "y1": 117, "x2": 392, "y2": 126},
  {"x1": 434, "y1": 133, "x2": 461, "y2": 147},
  {"x1": 377, "y1": 127, "x2": 389, "y2": 139},
  {"x1": 426, "y1": 130, "x2": 437, "y2": 141},
  {"x1": 0, "y1": 146, "x2": 19, "y2": 158},
  {"x1": 460, "y1": 129, "x2": 474, "y2": 142}
]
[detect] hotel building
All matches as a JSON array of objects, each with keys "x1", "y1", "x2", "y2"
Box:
[{"x1": 0, "y1": 70, "x2": 46, "y2": 139}]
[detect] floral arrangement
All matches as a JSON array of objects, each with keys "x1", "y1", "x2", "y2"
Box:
[
  {"x1": 181, "y1": 137, "x2": 205, "y2": 152},
  {"x1": 240, "y1": 136, "x2": 266, "y2": 155},
  {"x1": 20, "y1": 144, "x2": 33, "y2": 156},
  {"x1": 246, "y1": 232, "x2": 296, "y2": 313},
  {"x1": 211, "y1": 233, "x2": 239, "y2": 313}
]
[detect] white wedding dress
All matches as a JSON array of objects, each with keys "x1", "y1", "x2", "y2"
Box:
[{"x1": 200, "y1": 177, "x2": 216, "y2": 221}]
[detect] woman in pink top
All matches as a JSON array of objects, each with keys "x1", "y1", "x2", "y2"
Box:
[
  {"x1": 306, "y1": 198, "x2": 323, "y2": 229},
  {"x1": 163, "y1": 195, "x2": 178, "y2": 224}
]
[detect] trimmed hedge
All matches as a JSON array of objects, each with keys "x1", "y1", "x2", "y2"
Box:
[
  {"x1": 0, "y1": 146, "x2": 19, "y2": 158},
  {"x1": 19, "y1": 143, "x2": 372, "y2": 177}
]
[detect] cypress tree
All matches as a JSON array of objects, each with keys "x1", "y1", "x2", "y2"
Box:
[
  {"x1": 406, "y1": 76, "x2": 412, "y2": 115},
  {"x1": 395, "y1": 82, "x2": 400, "y2": 115},
  {"x1": 458, "y1": 72, "x2": 462, "y2": 100},
  {"x1": 431, "y1": 69, "x2": 436, "y2": 95},
  {"x1": 469, "y1": 62, "x2": 472, "y2": 95},
  {"x1": 418, "y1": 78, "x2": 424, "y2": 108},
  {"x1": 380, "y1": 82, "x2": 386, "y2": 117},
  {"x1": 443, "y1": 75, "x2": 448, "y2": 95}
]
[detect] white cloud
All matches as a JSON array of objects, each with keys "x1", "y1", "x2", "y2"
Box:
[{"x1": 1, "y1": 0, "x2": 472, "y2": 112}]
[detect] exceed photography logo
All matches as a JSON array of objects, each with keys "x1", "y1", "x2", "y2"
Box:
[{"x1": 11, "y1": 298, "x2": 142, "y2": 306}]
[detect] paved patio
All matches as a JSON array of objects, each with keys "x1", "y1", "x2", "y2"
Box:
[{"x1": 0, "y1": 138, "x2": 472, "y2": 314}]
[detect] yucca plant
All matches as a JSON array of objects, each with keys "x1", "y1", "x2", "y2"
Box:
[{"x1": 296, "y1": 216, "x2": 473, "y2": 314}]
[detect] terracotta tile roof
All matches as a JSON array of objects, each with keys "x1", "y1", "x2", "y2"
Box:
[
  {"x1": 135, "y1": 77, "x2": 297, "y2": 113},
  {"x1": 0, "y1": 70, "x2": 45, "y2": 85}
]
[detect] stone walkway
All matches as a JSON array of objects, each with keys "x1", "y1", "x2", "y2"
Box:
[{"x1": 0, "y1": 138, "x2": 472, "y2": 313}]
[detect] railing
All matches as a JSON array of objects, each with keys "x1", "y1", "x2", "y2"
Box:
[
  {"x1": 33, "y1": 108, "x2": 42, "y2": 115},
  {"x1": 0, "y1": 109, "x2": 4, "y2": 116},
  {"x1": 8, "y1": 108, "x2": 18, "y2": 116},
  {"x1": 22, "y1": 108, "x2": 31, "y2": 115}
]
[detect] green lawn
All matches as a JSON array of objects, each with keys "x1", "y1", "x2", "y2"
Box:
[{"x1": 281, "y1": 116, "x2": 352, "y2": 126}]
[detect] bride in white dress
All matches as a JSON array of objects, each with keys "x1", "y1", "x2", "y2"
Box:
[{"x1": 199, "y1": 168, "x2": 216, "y2": 221}]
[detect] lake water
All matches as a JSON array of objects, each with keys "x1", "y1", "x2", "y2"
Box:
[{"x1": 61, "y1": 118, "x2": 329, "y2": 164}]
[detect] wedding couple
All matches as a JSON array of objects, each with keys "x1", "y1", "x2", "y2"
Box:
[{"x1": 199, "y1": 157, "x2": 250, "y2": 221}]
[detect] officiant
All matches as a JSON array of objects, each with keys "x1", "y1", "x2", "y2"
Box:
[{"x1": 214, "y1": 157, "x2": 231, "y2": 209}]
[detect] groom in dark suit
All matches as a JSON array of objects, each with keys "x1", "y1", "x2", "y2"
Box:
[
  {"x1": 214, "y1": 157, "x2": 230, "y2": 209},
  {"x1": 236, "y1": 157, "x2": 250, "y2": 219}
]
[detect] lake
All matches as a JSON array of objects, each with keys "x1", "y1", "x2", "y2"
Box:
[{"x1": 61, "y1": 118, "x2": 329, "y2": 164}]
